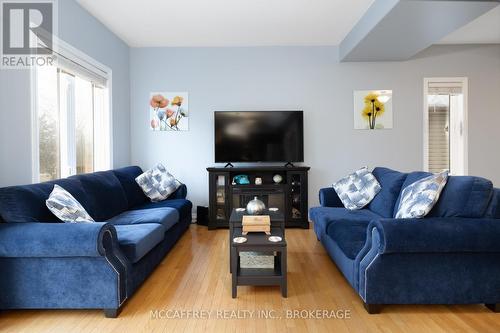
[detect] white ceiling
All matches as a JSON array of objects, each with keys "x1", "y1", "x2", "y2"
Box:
[
  {"x1": 439, "y1": 6, "x2": 500, "y2": 44},
  {"x1": 77, "y1": 0, "x2": 376, "y2": 47}
]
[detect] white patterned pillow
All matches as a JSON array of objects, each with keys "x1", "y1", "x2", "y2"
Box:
[
  {"x1": 46, "y1": 185, "x2": 94, "y2": 223},
  {"x1": 333, "y1": 167, "x2": 381, "y2": 210},
  {"x1": 135, "y1": 163, "x2": 181, "y2": 202},
  {"x1": 395, "y1": 171, "x2": 448, "y2": 219}
]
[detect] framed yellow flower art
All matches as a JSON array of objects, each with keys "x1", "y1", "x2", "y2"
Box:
[
  {"x1": 149, "y1": 92, "x2": 189, "y2": 131},
  {"x1": 353, "y1": 90, "x2": 392, "y2": 129}
]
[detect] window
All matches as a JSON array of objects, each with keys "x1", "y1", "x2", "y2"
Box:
[
  {"x1": 423, "y1": 78, "x2": 468, "y2": 175},
  {"x1": 33, "y1": 41, "x2": 112, "y2": 182}
]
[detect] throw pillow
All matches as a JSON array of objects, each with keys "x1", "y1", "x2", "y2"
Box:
[
  {"x1": 135, "y1": 163, "x2": 181, "y2": 202},
  {"x1": 395, "y1": 171, "x2": 449, "y2": 219},
  {"x1": 333, "y1": 167, "x2": 382, "y2": 210},
  {"x1": 46, "y1": 184, "x2": 95, "y2": 223}
]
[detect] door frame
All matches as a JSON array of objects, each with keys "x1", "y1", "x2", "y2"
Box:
[{"x1": 423, "y1": 77, "x2": 468, "y2": 175}]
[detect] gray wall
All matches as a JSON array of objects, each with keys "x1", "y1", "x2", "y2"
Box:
[
  {"x1": 130, "y1": 45, "x2": 500, "y2": 209},
  {"x1": 0, "y1": 0, "x2": 130, "y2": 187}
]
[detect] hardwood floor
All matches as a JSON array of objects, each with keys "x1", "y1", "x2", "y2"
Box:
[{"x1": 1, "y1": 224, "x2": 499, "y2": 333}]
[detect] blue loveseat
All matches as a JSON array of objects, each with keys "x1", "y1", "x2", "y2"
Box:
[
  {"x1": 0, "y1": 166, "x2": 192, "y2": 317},
  {"x1": 310, "y1": 167, "x2": 500, "y2": 313}
]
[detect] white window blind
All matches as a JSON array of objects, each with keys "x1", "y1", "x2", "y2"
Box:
[
  {"x1": 54, "y1": 51, "x2": 108, "y2": 87},
  {"x1": 37, "y1": 39, "x2": 108, "y2": 87}
]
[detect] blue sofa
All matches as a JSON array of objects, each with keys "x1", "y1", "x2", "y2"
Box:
[
  {"x1": 0, "y1": 166, "x2": 192, "y2": 317},
  {"x1": 310, "y1": 167, "x2": 500, "y2": 313}
]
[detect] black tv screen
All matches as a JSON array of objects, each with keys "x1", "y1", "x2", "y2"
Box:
[{"x1": 214, "y1": 111, "x2": 304, "y2": 163}]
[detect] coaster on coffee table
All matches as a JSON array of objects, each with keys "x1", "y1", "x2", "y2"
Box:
[
  {"x1": 233, "y1": 237, "x2": 247, "y2": 244},
  {"x1": 268, "y1": 236, "x2": 282, "y2": 242}
]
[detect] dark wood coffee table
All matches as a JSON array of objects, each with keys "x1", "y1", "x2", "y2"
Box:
[{"x1": 229, "y1": 209, "x2": 287, "y2": 298}]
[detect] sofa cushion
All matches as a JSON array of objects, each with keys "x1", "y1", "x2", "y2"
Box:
[
  {"x1": 368, "y1": 167, "x2": 407, "y2": 217},
  {"x1": 107, "y1": 207, "x2": 179, "y2": 232},
  {"x1": 113, "y1": 166, "x2": 148, "y2": 208},
  {"x1": 427, "y1": 175, "x2": 493, "y2": 218},
  {"x1": 326, "y1": 220, "x2": 369, "y2": 260},
  {"x1": 394, "y1": 171, "x2": 431, "y2": 217},
  {"x1": 132, "y1": 199, "x2": 192, "y2": 222},
  {"x1": 333, "y1": 167, "x2": 381, "y2": 210},
  {"x1": 0, "y1": 178, "x2": 88, "y2": 223},
  {"x1": 114, "y1": 224, "x2": 165, "y2": 263},
  {"x1": 310, "y1": 206, "x2": 380, "y2": 241},
  {"x1": 135, "y1": 164, "x2": 181, "y2": 202},
  {"x1": 46, "y1": 185, "x2": 95, "y2": 223},
  {"x1": 72, "y1": 171, "x2": 129, "y2": 221},
  {"x1": 394, "y1": 172, "x2": 494, "y2": 219},
  {"x1": 395, "y1": 171, "x2": 449, "y2": 219}
]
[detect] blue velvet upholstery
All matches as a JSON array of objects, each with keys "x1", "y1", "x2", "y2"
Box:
[
  {"x1": 327, "y1": 220, "x2": 369, "y2": 259},
  {"x1": 0, "y1": 221, "x2": 128, "y2": 309},
  {"x1": 394, "y1": 172, "x2": 494, "y2": 218},
  {"x1": 0, "y1": 257, "x2": 123, "y2": 309},
  {"x1": 310, "y1": 166, "x2": 500, "y2": 309},
  {"x1": 0, "y1": 166, "x2": 192, "y2": 316},
  {"x1": 309, "y1": 206, "x2": 380, "y2": 241},
  {"x1": 0, "y1": 178, "x2": 88, "y2": 222},
  {"x1": 114, "y1": 224, "x2": 165, "y2": 263},
  {"x1": 359, "y1": 224, "x2": 500, "y2": 304},
  {"x1": 0, "y1": 222, "x2": 113, "y2": 257},
  {"x1": 369, "y1": 217, "x2": 500, "y2": 253},
  {"x1": 318, "y1": 187, "x2": 343, "y2": 207},
  {"x1": 368, "y1": 167, "x2": 407, "y2": 217},
  {"x1": 72, "y1": 171, "x2": 129, "y2": 221},
  {"x1": 112, "y1": 166, "x2": 148, "y2": 208},
  {"x1": 132, "y1": 197, "x2": 192, "y2": 222},
  {"x1": 427, "y1": 176, "x2": 493, "y2": 218},
  {"x1": 486, "y1": 188, "x2": 500, "y2": 219},
  {"x1": 107, "y1": 207, "x2": 179, "y2": 232}
]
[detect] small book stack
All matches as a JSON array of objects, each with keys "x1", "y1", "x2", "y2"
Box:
[{"x1": 242, "y1": 215, "x2": 271, "y2": 235}]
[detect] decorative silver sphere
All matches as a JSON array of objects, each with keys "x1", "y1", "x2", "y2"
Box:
[{"x1": 246, "y1": 196, "x2": 266, "y2": 215}]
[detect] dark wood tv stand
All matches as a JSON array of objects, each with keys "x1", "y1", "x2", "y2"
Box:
[{"x1": 207, "y1": 166, "x2": 310, "y2": 229}]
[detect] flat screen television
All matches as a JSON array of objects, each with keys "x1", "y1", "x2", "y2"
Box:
[{"x1": 214, "y1": 111, "x2": 304, "y2": 163}]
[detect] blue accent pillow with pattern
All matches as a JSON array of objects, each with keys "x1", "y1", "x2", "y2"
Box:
[
  {"x1": 395, "y1": 171, "x2": 449, "y2": 219},
  {"x1": 333, "y1": 167, "x2": 381, "y2": 210},
  {"x1": 46, "y1": 184, "x2": 95, "y2": 223},
  {"x1": 135, "y1": 163, "x2": 181, "y2": 202}
]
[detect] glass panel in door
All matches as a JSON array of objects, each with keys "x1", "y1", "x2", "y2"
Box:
[
  {"x1": 36, "y1": 65, "x2": 60, "y2": 181},
  {"x1": 75, "y1": 77, "x2": 94, "y2": 174}
]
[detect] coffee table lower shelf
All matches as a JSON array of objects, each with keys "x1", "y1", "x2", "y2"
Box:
[
  {"x1": 237, "y1": 267, "x2": 282, "y2": 285},
  {"x1": 231, "y1": 245, "x2": 287, "y2": 298}
]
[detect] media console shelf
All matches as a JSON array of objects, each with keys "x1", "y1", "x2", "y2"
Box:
[{"x1": 207, "y1": 166, "x2": 310, "y2": 229}]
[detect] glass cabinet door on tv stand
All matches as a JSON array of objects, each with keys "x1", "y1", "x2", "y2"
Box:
[
  {"x1": 286, "y1": 171, "x2": 308, "y2": 227},
  {"x1": 208, "y1": 172, "x2": 230, "y2": 229}
]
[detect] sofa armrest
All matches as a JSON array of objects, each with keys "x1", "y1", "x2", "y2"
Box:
[
  {"x1": 368, "y1": 217, "x2": 500, "y2": 254},
  {"x1": 319, "y1": 187, "x2": 343, "y2": 207},
  {"x1": 0, "y1": 222, "x2": 117, "y2": 258},
  {"x1": 168, "y1": 184, "x2": 187, "y2": 200}
]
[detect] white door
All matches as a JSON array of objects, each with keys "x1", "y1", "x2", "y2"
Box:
[{"x1": 423, "y1": 78, "x2": 468, "y2": 175}]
